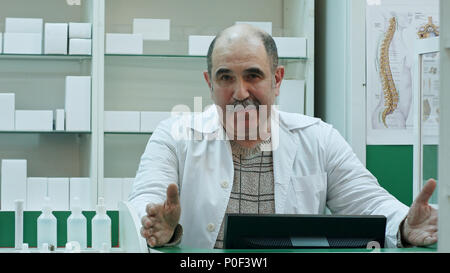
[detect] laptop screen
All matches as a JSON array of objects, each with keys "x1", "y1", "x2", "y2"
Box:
[{"x1": 223, "y1": 214, "x2": 387, "y2": 249}]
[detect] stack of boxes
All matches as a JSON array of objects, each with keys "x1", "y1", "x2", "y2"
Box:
[
  {"x1": 68, "y1": 22, "x2": 92, "y2": 55},
  {"x1": 0, "y1": 159, "x2": 95, "y2": 211},
  {"x1": 0, "y1": 18, "x2": 91, "y2": 55},
  {"x1": 104, "y1": 111, "x2": 173, "y2": 133},
  {"x1": 44, "y1": 23, "x2": 68, "y2": 54},
  {"x1": 0, "y1": 93, "x2": 15, "y2": 131},
  {"x1": 0, "y1": 76, "x2": 91, "y2": 132},
  {"x1": 105, "y1": 18, "x2": 171, "y2": 54},
  {"x1": 3, "y1": 18, "x2": 43, "y2": 54},
  {"x1": 0, "y1": 159, "x2": 134, "y2": 211},
  {"x1": 188, "y1": 21, "x2": 307, "y2": 58},
  {"x1": 65, "y1": 76, "x2": 91, "y2": 132}
]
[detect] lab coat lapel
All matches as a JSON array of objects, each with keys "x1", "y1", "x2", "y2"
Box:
[{"x1": 272, "y1": 114, "x2": 299, "y2": 214}]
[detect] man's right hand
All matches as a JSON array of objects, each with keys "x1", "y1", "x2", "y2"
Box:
[{"x1": 140, "y1": 183, "x2": 181, "y2": 247}]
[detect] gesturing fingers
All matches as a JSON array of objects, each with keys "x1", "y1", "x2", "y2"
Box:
[
  {"x1": 415, "y1": 179, "x2": 437, "y2": 205},
  {"x1": 165, "y1": 183, "x2": 179, "y2": 207},
  {"x1": 423, "y1": 233, "x2": 438, "y2": 245},
  {"x1": 146, "y1": 203, "x2": 161, "y2": 216},
  {"x1": 141, "y1": 215, "x2": 153, "y2": 229}
]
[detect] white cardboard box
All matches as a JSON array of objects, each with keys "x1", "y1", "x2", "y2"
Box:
[
  {"x1": 122, "y1": 178, "x2": 134, "y2": 201},
  {"x1": 1, "y1": 160, "x2": 27, "y2": 211},
  {"x1": 0, "y1": 93, "x2": 15, "y2": 131},
  {"x1": 3, "y1": 33, "x2": 42, "y2": 54},
  {"x1": 0, "y1": 33, "x2": 3, "y2": 53},
  {"x1": 26, "y1": 177, "x2": 47, "y2": 211},
  {"x1": 188, "y1": 35, "x2": 215, "y2": 56},
  {"x1": 44, "y1": 23, "x2": 68, "y2": 55},
  {"x1": 48, "y1": 178, "x2": 69, "y2": 210},
  {"x1": 104, "y1": 111, "x2": 140, "y2": 132},
  {"x1": 104, "y1": 178, "x2": 123, "y2": 210},
  {"x1": 273, "y1": 37, "x2": 307, "y2": 58},
  {"x1": 133, "y1": 18, "x2": 170, "y2": 40},
  {"x1": 55, "y1": 109, "x2": 65, "y2": 131},
  {"x1": 70, "y1": 178, "x2": 91, "y2": 210},
  {"x1": 235, "y1": 21, "x2": 272, "y2": 35},
  {"x1": 15, "y1": 110, "x2": 53, "y2": 131},
  {"x1": 140, "y1": 111, "x2": 171, "y2": 132},
  {"x1": 5, "y1": 18, "x2": 43, "y2": 34},
  {"x1": 69, "y1": 22, "x2": 91, "y2": 39},
  {"x1": 65, "y1": 76, "x2": 91, "y2": 132},
  {"x1": 278, "y1": 80, "x2": 305, "y2": 114},
  {"x1": 69, "y1": 39, "x2": 91, "y2": 55},
  {"x1": 106, "y1": 33, "x2": 143, "y2": 54}
]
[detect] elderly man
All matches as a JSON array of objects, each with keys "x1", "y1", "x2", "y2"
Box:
[{"x1": 129, "y1": 24, "x2": 438, "y2": 249}]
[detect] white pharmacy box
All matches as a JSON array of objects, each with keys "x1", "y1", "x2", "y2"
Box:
[
  {"x1": 5, "y1": 18, "x2": 43, "y2": 34},
  {"x1": 48, "y1": 178, "x2": 69, "y2": 210},
  {"x1": 65, "y1": 76, "x2": 91, "y2": 132},
  {"x1": 122, "y1": 178, "x2": 134, "y2": 201},
  {"x1": 0, "y1": 93, "x2": 15, "y2": 131},
  {"x1": 55, "y1": 109, "x2": 65, "y2": 131},
  {"x1": 44, "y1": 23, "x2": 68, "y2": 55},
  {"x1": 273, "y1": 37, "x2": 307, "y2": 58},
  {"x1": 235, "y1": 21, "x2": 272, "y2": 35},
  {"x1": 15, "y1": 110, "x2": 53, "y2": 131},
  {"x1": 133, "y1": 18, "x2": 170, "y2": 40},
  {"x1": 1, "y1": 160, "x2": 27, "y2": 211},
  {"x1": 26, "y1": 177, "x2": 48, "y2": 211},
  {"x1": 106, "y1": 33, "x2": 143, "y2": 54},
  {"x1": 70, "y1": 178, "x2": 91, "y2": 210},
  {"x1": 69, "y1": 22, "x2": 92, "y2": 39},
  {"x1": 69, "y1": 39, "x2": 91, "y2": 55},
  {"x1": 104, "y1": 111, "x2": 140, "y2": 132},
  {"x1": 188, "y1": 35, "x2": 215, "y2": 56},
  {"x1": 3, "y1": 33, "x2": 42, "y2": 54},
  {"x1": 104, "y1": 178, "x2": 123, "y2": 210},
  {"x1": 140, "y1": 111, "x2": 172, "y2": 132},
  {"x1": 278, "y1": 80, "x2": 305, "y2": 114}
]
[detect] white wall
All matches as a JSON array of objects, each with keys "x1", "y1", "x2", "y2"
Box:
[{"x1": 315, "y1": 0, "x2": 366, "y2": 164}]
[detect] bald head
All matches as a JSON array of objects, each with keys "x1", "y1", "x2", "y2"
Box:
[{"x1": 206, "y1": 24, "x2": 278, "y2": 78}]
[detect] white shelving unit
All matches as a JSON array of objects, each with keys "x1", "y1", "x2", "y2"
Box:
[{"x1": 0, "y1": 0, "x2": 314, "y2": 210}]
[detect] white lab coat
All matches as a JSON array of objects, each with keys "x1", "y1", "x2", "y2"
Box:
[{"x1": 129, "y1": 105, "x2": 409, "y2": 249}]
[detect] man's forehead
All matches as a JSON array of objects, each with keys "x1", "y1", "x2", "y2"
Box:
[{"x1": 211, "y1": 36, "x2": 267, "y2": 67}]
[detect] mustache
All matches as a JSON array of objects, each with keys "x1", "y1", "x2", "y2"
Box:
[{"x1": 230, "y1": 98, "x2": 261, "y2": 108}]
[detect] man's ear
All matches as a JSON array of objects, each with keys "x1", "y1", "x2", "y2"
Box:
[
  {"x1": 273, "y1": 66, "x2": 285, "y2": 97},
  {"x1": 203, "y1": 71, "x2": 212, "y2": 90}
]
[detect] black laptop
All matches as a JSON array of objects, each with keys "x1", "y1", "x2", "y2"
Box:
[{"x1": 223, "y1": 214, "x2": 387, "y2": 249}]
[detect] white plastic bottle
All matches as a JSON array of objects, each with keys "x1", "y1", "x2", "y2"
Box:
[
  {"x1": 67, "y1": 197, "x2": 87, "y2": 250},
  {"x1": 91, "y1": 197, "x2": 111, "y2": 251},
  {"x1": 37, "y1": 197, "x2": 57, "y2": 249}
]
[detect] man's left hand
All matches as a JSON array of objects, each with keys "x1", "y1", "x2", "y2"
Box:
[{"x1": 402, "y1": 179, "x2": 438, "y2": 246}]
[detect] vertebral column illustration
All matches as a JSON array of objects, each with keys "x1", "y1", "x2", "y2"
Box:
[{"x1": 380, "y1": 17, "x2": 399, "y2": 128}]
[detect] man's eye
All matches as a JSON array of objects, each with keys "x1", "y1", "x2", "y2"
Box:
[
  {"x1": 220, "y1": 75, "x2": 232, "y2": 81},
  {"x1": 246, "y1": 74, "x2": 260, "y2": 80}
]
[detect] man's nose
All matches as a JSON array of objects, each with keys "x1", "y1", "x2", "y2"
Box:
[{"x1": 233, "y1": 78, "x2": 250, "y2": 101}]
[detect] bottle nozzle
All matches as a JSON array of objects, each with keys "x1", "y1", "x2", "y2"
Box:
[
  {"x1": 96, "y1": 197, "x2": 106, "y2": 214},
  {"x1": 71, "y1": 196, "x2": 82, "y2": 214},
  {"x1": 42, "y1": 197, "x2": 52, "y2": 214}
]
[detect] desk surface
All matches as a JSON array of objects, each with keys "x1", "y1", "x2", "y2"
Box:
[{"x1": 156, "y1": 246, "x2": 438, "y2": 253}]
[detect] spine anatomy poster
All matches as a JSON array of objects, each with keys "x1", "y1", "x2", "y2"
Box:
[{"x1": 366, "y1": 0, "x2": 439, "y2": 144}]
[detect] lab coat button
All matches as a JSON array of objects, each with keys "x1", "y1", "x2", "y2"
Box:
[
  {"x1": 221, "y1": 181, "x2": 229, "y2": 189},
  {"x1": 207, "y1": 223, "x2": 215, "y2": 232}
]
